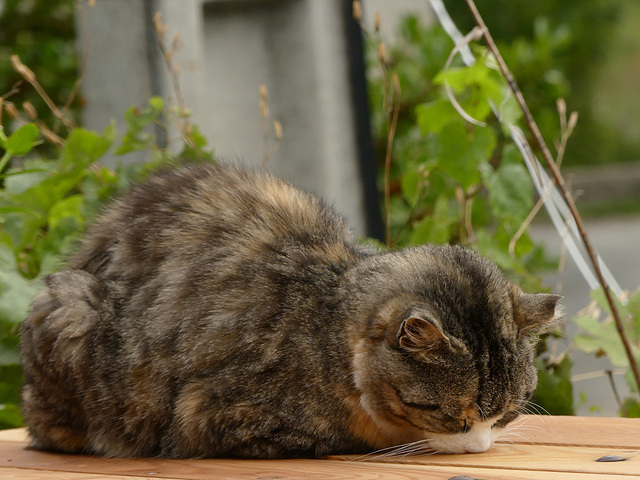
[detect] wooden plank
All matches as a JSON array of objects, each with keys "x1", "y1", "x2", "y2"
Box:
[
  {"x1": 335, "y1": 443, "x2": 640, "y2": 476},
  {"x1": 0, "y1": 441, "x2": 492, "y2": 480},
  {"x1": 3, "y1": 416, "x2": 640, "y2": 479},
  {"x1": 501, "y1": 415, "x2": 640, "y2": 448},
  {"x1": 0, "y1": 428, "x2": 28, "y2": 443},
  {"x1": 3, "y1": 440, "x2": 640, "y2": 480},
  {"x1": 410, "y1": 465, "x2": 640, "y2": 480},
  {"x1": 0, "y1": 465, "x2": 635, "y2": 480},
  {"x1": 0, "y1": 467, "x2": 178, "y2": 480}
]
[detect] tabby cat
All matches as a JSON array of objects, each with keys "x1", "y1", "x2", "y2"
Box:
[{"x1": 20, "y1": 162, "x2": 561, "y2": 458}]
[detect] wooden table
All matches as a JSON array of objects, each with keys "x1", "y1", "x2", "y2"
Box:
[{"x1": 1, "y1": 415, "x2": 639, "y2": 479}]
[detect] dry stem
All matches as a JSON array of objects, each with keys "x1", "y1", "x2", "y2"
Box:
[
  {"x1": 10, "y1": 55, "x2": 76, "y2": 130},
  {"x1": 464, "y1": 0, "x2": 640, "y2": 395},
  {"x1": 259, "y1": 84, "x2": 271, "y2": 168},
  {"x1": 384, "y1": 73, "x2": 401, "y2": 247},
  {"x1": 152, "y1": 12, "x2": 193, "y2": 149}
]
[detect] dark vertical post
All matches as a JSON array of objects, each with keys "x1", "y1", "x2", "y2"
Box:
[{"x1": 342, "y1": 0, "x2": 384, "y2": 242}]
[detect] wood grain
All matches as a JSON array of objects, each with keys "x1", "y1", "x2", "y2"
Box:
[
  {"x1": 0, "y1": 467, "x2": 173, "y2": 480},
  {"x1": 0, "y1": 441, "x2": 515, "y2": 480},
  {"x1": 501, "y1": 415, "x2": 640, "y2": 448},
  {"x1": 0, "y1": 428, "x2": 28, "y2": 443},
  {"x1": 2, "y1": 416, "x2": 640, "y2": 479},
  {"x1": 335, "y1": 443, "x2": 640, "y2": 476}
]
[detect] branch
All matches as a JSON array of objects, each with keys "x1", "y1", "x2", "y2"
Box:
[
  {"x1": 10, "y1": 55, "x2": 76, "y2": 130},
  {"x1": 464, "y1": 0, "x2": 640, "y2": 395}
]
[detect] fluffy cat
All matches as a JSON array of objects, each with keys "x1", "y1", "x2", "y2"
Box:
[{"x1": 20, "y1": 162, "x2": 561, "y2": 458}]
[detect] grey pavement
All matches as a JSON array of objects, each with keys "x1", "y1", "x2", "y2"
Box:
[{"x1": 530, "y1": 215, "x2": 640, "y2": 416}]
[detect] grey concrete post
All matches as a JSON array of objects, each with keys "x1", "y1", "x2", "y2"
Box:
[{"x1": 77, "y1": 0, "x2": 381, "y2": 236}]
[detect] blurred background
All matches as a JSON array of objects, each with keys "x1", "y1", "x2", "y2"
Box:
[{"x1": 1, "y1": 0, "x2": 639, "y2": 421}]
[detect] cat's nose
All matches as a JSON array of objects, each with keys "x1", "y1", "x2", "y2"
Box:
[{"x1": 463, "y1": 433, "x2": 492, "y2": 453}]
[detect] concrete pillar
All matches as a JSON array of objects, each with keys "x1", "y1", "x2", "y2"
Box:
[{"x1": 77, "y1": 0, "x2": 383, "y2": 237}]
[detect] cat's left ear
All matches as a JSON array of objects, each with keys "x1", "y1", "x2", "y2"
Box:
[
  {"x1": 396, "y1": 316, "x2": 452, "y2": 352},
  {"x1": 515, "y1": 293, "x2": 563, "y2": 337}
]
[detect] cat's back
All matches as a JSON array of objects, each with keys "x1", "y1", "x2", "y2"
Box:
[
  {"x1": 21, "y1": 162, "x2": 363, "y2": 457},
  {"x1": 72, "y1": 162, "x2": 356, "y2": 277}
]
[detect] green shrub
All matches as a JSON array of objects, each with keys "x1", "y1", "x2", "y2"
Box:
[
  {"x1": 444, "y1": 0, "x2": 639, "y2": 166},
  {"x1": 0, "y1": 0, "x2": 79, "y2": 133}
]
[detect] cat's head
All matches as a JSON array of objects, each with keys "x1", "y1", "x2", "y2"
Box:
[{"x1": 350, "y1": 244, "x2": 561, "y2": 454}]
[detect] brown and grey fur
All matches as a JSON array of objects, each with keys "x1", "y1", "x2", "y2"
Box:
[{"x1": 20, "y1": 163, "x2": 561, "y2": 458}]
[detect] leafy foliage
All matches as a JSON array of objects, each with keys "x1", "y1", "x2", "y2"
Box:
[
  {"x1": 573, "y1": 287, "x2": 640, "y2": 416},
  {"x1": 369, "y1": 17, "x2": 552, "y2": 290},
  {"x1": 533, "y1": 355, "x2": 574, "y2": 416},
  {"x1": 0, "y1": 97, "x2": 213, "y2": 429},
  {"x1": 444, "y1": 0, "x2": 640, "y2": 166},
  {"x1": 0, "y1": 0, "x2": 79, "y2": 132}
]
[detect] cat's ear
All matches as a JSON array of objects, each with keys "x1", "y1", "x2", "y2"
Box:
[
  {"x1": 396, "y1": 316, "x2": 451, "y2": 352},
  {"x1": 515, "y1": 293, "x2": 563, "y2": 337}
]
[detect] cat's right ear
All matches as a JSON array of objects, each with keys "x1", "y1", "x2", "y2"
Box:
[
  {"x1": 396, "y1": 316, "x2": 451, "y2": 352},
  {"x1": 515, "y1": 292, "x2": 563, "y2": 337}
]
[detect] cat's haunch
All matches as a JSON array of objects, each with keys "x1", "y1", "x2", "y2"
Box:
[{"x1": 20, "y1": 163, "x2": 561, "y2": 458}]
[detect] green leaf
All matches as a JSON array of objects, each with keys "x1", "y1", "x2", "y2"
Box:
[
  {"x1": 573, "y1": 314, "x2": 635, "y2": 368},
  {"x1": 416, "y1": 99, "x2": 458, "y2": 134},
  {"x1": 48, "y1": 195, "x2": 84, "y2": 231},
  {"x1": 626, "y1": 367, "x2": 640, "y2": 394},
  {"x1": 0, "y1": 365, "x2": 25, "y2": 427},
  {"x1": 116, "y1": 98, "x2": 164, "y2": 155},
  {"x1": 481, "y1": 162, "x2": 533, "y2": 221},
  {"x1": 533, "y1": 356, "x2": 574, "y2": 415},
  {"x1": 4, "y1": 160, "x2": 55, "y2": 194},
  {"x1": 5, "y1": 123, "x2": 38, "y2": 156},
  {"x1": 148, "y1": 96, "x2": 165, "y2": 112},
  {"x1": 433, "y1": 59, "x2": 504, "y2": 123},
  {"x1": 400, "y1": 162, "x2": 435, "y2": 209},
  {"x1": 626, "y1": 288, "x2": 640, "y2": 340},
  {"x1": 622, "y1": 397, "x2": 640, "y2": 418},
  {"x1": 408, "y1": 195, "x2": 454, "y2": 245},
  {"x1": 475, "y1": 229, "x2": 517, "y2": 272},
  {"x1": 0, "y1": 345, "x2": 20, "y2": 366},
  {"x1": 0, "y1": 238, "x2": 43, "y2": 325},
  {"x1": 497, "y1": 94, "x2": 523, "y2": 130},
  {"x1": 36, "y1": 216, "x2": 83, "y2": 276},
  {"x1": 401, "y1": 170, "x2": 421, "y2": 208},
  {"x1": 0, "y1": 364, "x2": 24, "y2": 405},
  {"x1": 60, "y1": 124, "x2": 115, "y2": 172},
  {"x1": 0, "y1": 403, "x2": 23, "y2": 429},
  {"x1": 436, "y1": 123, "x2": 496, "y2": 189}
]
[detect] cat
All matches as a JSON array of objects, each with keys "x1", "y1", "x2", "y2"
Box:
[{"x1": 20, "y1": 162, "x2": 561, "y2": 459}]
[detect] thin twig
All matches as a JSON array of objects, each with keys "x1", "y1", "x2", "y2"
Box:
[
  {"x1": 60, "y1": 1, "x2": 93, "y2": 126},
  {"x1": 572, "y1": 368, "x2": 626, "y2": 382},
  {"x1": 464, "y1": 0, "x2": 640, "y2": 395},
  {"x1": 152, "y1": 12, "x2": 195, "y2": 150},
  {"x1": 383, "y1": 74, "x2": 401, "y2": 247},
  {"x1": 509, "y1": 180, "x2": 552, "y2": 261},
  {"x1": 10, "y1": 55, "x2": 76, "y2": 130},
  {"x1": 606, "y1": 370, "x2": 627, "y2": 417},
  {"x1": 259, "y1": 84, "x2": 271, "y2": 168},
  {"x1": 510, "y1": 97, "x2": 578, "y2": 261}
]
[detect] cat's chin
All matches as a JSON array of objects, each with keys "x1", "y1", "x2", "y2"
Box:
[{"x1": 425, "y1": 420, "x2": 503, "y2": 454}]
